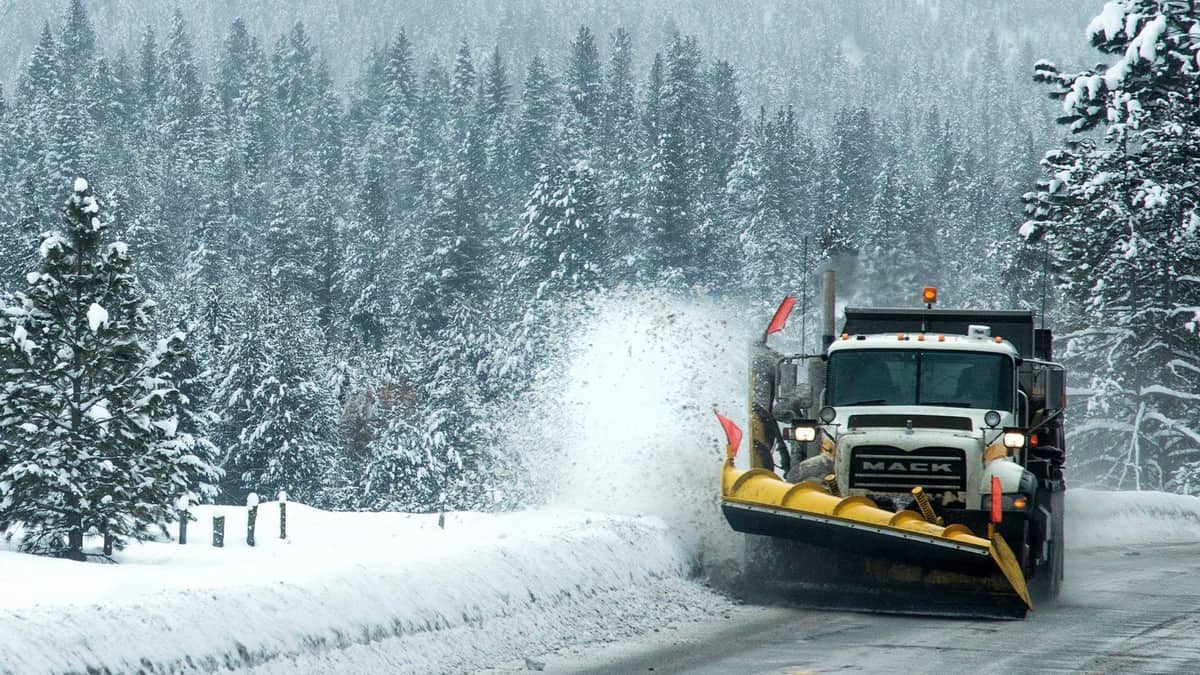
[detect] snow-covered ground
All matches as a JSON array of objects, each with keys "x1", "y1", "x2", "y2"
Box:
[
  {"x1": 1066, "y1": 488, "x2": 1200, "y2": 549},
  {"x1": 7, "y1": 294, "x2": 1200, "y2": 674},
  {"x1": 6, "y1": 488, "x2": 1200, "y2": 674},
  {"x1": 0, "y1": 503, "x2": 729, "y2": 674},
  {"x1": 0, "y1": 294, "x2": 748, "y2": 674}
]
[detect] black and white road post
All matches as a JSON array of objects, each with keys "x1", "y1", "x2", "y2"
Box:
[
  {"x1": 247, "y1": 492, "x2": 259, "y2": 547},
  {"x1": 177, "y1": 495, "x2": 191, "y2": 545},
  {"x1": 437, "y1": 491, "x2": 445, "y2": 529},
  {"x1": 278, "y1": 490, "x2": 288, "y2": 539}
]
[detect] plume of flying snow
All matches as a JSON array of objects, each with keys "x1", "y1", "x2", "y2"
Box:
[{"x1": 509, "y1": 288, "x2": 755, "y2": 572}]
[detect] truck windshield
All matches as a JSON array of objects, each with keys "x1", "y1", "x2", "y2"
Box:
[{"x1": 827, "y1": 349, "x2": 1014, "y2": 411}]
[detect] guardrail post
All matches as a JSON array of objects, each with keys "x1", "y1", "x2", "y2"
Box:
[
  {"x1": 246, "y1": 492, "x2": 259, "y2": 547},
  {"x1": 278, "y1": 490, "x2": 288, "y2": 539},
  {"x1": 213, "y1": 516, "x2": 225, "y2": 547},
  {"x1": 177, "y1": 495, "x2": 191, "y2": 545}
]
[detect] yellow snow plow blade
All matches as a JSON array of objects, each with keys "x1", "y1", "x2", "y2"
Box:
[{"x1": 721, "y1": 460, "x2": 1032, "y2": 618}]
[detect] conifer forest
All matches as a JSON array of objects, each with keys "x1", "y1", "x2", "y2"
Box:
[{"x1": 1, "y1": 0, "x2": 1199, "y2": 559}]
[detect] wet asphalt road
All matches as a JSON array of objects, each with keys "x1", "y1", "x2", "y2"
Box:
[{"x1": 549, "y1": 543, "x2": 1200, "y2": 674}]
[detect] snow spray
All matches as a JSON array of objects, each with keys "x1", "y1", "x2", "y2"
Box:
[{"x1": 512, "y1": 288, "x2": 754, "y2": 573}]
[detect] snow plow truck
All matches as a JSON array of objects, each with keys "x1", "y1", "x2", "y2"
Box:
[{"x1": 720, "y1": 276, "x2": 1066, "y2": 619}]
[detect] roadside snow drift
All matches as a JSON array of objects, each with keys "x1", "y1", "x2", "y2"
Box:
[
  {"x1": 0, "y1": 503, "x2": 728, "y2": 674},
  {"x1": 1066, "y1": 488, "x2": 1200, "y2": 549}
]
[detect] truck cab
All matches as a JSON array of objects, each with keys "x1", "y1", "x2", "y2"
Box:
[
  {"x1": 823, "y1": 330, "x2": 1025, "y2": 510},
  {"x1": 755, "y1": 303, "x2": 1066, "y2": 598}
]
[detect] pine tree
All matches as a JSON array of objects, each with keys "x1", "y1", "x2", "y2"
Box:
[
  {"x1": 357, "y1": 371, "x2": 429, "y2": 511},
  {"x1": 18, "y1": 24, "x2": 64, "y2": 226},
  {"x1": 0, "y1": 179, "x2": 219, "y2": 558},
  {"x1": 213, "y1": 20, "x2": 274, "y2": 273},
  {"x1": 707, "y1": 60, "x2": 743, "y2": 192},
  {"x1": 215, "y1": 18, "x2": 255, "y2": 113},
  {"x1": 566, "y1": 26, "x2": 602, "y2": 125},
  {"x1": 261, "y1": 170, "x2": 317, "y2": 296},
  {"x1": 1025, "y1": 0, "x2": 1200, "y2": 491},
  {"x1": 478, "y1": 46, "x2": 515, "y2": 216},
  {"x1": 57, "y1": 0, "x2": 96, "y2": 79},
  {"x1": 136, "y1": 27, "x2": 161, "y2": 109},
  {"x1": 511, "y1": 162, "x2": 605, "y2": 300},
  {"x1": 159, "y1": 12, "x2": 203, "y2": 151},
  {"x1": 450, "y1": 39, "x2": 477, "y2": 116},
  {"x1": 213, "y1": 291, "x2": 338, "y2": 503},
  {"x1": 599, "y1": 28, "x2": 643, "y2": 285},
  {"x1": 641, "y1": 34, "x2": 711, "y2": 285},
  {"x1": 382, "y1": 31, "x2": 419, "y2": 130},
  {"x1": 19, "y1": 23, "x2": 58, "y2": 104},
  {"x1": 642, "y1": 53, "x2": 663, "y2": 146},
  {"x1": 418, "y1": 57, "x2": 451, "y2": 161},
  {"x1": 431, "y1": 182, "x2": 488, "y2": 306},
  {"x1": 564, "y1": 26, "x2": 603, "y2": 161},
  {"x1": 728, "y1": 106, "x2": 810, "y2": 299},
  {"x1": 858, "y1": 159, "x2": 927, "y2": 305},
  {"x1": 820, "y1": 106, "x2": 883, "y2": 256},
  {"x1": 341, "y1": 158, "x2": 392, "y2": 347},
  {"x1": 516, "y1": 56, "x2": 559, "y2": 185}
]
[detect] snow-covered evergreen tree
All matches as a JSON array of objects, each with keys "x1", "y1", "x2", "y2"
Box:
[
  {"x1": 727, "y1": 106, "x2": 810, "y2": 301},
  {"x1": 0, "y1": 179, "x2": 219, "y2": 558},
  {"x1": 599, "y1": 28, "x2": 643, "y2": 286},
  {"x1": 511, "y1": 161, "x2": 605, "y2": 300},
  {"x1": 641, "y1": 34, "x2": 710, "y2": 286},
  {"x1": 516, "y1": 56, "x2": 559, "y2": 185},
  {"x1": 1025, "y1": 0, "x2": 1200, "y2": 491},
  {"x1": 0, "y1": 1, "x2": 1102, "y2": 515},
  {"x1": 563, "y1": 26, "x2": 603, "y2": 162},
  {"x1": 212, "y1": 291, "x2": 339, "y2": 504}
]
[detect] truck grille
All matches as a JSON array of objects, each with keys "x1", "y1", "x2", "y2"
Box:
[
  {"x1": 847, "y1": 414, "x2": 972, "y2": 432},
  {"x1": 848, "y1": 445, "x2": 967, "y2": 493}
]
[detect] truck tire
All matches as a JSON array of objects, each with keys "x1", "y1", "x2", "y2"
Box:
[{"x1": 1029, "y1": 488, "x2": 1065, "y2": 603}]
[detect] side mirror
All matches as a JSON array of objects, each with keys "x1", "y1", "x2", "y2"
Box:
[
  {"x1": 1048, "y1": 368, "x2": 1066, "y2": 411},
  {"x1": 774, "y1": 359, "x2": 812, "y2": 421}
]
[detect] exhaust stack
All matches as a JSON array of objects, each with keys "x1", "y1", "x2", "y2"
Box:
[{"x1": 808, "y1": 270, "x2": 836, "y2": 411}]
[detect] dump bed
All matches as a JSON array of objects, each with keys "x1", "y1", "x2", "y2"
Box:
[{"x1": 841, "y1": 308, "x2": 1041, "y2": 359}]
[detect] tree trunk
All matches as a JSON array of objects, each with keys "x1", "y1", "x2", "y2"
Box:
[{"x1": 66, "y1": 513, "x2": 85, "y2": 561}]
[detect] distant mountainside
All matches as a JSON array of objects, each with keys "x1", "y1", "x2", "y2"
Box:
[{"x1": 1, "y1": 0, "x2": 1098, "y2": 125}]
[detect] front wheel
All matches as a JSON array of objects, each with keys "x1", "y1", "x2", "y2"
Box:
[{"x1": 1029, "y1": 489, "x2": 1065, "y2": 603}]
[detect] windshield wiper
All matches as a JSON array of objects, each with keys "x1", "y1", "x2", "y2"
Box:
[
  {"x1": 842, "y1": 399, "x2": 888, "y2": 406},
  {"x1": 921, "y1": 401, "x2": 973, "y2": 408}
]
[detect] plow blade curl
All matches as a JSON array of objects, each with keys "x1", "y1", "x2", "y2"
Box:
[{"x1": 721, "y1": 460, "x2": 1032, "y2": 619}]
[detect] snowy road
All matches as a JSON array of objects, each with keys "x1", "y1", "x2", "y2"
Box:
[{"x1": 544, "y1": 542, "x2": 1200, "y2": 674}]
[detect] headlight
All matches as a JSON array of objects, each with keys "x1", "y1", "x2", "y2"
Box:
[
  {"x1": 791, "y1": 424, "x2": 817, "y2": 442},
  {"x1": 819, "y1": 406, "x2": 837, "y2": 424},
  {"x1": 1003, "y1": 428, "x2": 1026, "y2": 448},
  {"x1": 984, "y1": 410, "x2": 1002, "y2": 428}
]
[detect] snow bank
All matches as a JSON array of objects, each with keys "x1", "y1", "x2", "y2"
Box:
[
  {"x1": 0, "y1": 504, "x2": 728, "y2": 674},
  {"x1": 1067, "y1": 488, "x2": 1200, "y2": 549},
  {"x1": 514, "y1": 289, "x2": 756, "y2": 573}
]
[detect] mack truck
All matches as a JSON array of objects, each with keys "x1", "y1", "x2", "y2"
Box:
[{"x1": 719, "y1": 278, "x2": 1066, "y2": 619}]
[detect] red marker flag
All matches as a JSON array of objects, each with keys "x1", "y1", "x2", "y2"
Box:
[
  {"x1": 714, "y1": 410, "x2": 743, "y2": 461},
  {"x1": 765, "y1": 296, "x2": 798, "y2": 338},
  {"x1": 990, "y1": 475, "x2": 1003, "y2": 525}
]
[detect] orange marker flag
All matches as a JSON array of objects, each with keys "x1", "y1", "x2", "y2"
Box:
[
  {"x1": 714, "y1": 410, "x2": 743, "y2": 460},
  {"x1": 990, "y1": 475, "x2": 1003, "y2": 525},
  {"x1": 765, "y1": 296, "x2": 797, "y2": 339}
]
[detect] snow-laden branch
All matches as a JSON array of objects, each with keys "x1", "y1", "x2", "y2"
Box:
[
  {"x1": 1141, "y1": 384, "x2": 1200, "y2": 401},
  {"x1": 1143, "y1": 411, "x2": 1200, "y2": 447}
]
